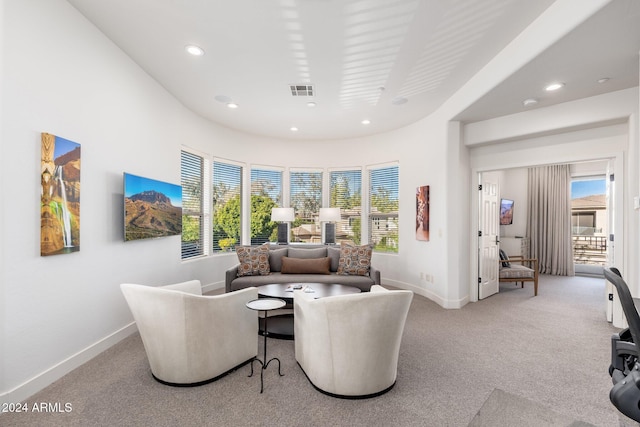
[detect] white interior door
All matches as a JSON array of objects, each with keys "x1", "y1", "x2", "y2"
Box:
[{"x1": 479, "y1": 178, "x2": 499, "y2": 299}]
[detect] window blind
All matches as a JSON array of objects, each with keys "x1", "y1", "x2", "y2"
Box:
[
  {"x1": 368, "y1": 165, "x2": 399, "y2": 252},
  {"x1": 181, "y1": 150, "x2": 204, "y2": 259},
  {"x1": 212, "y1": 161, "x2": 242, "y2": 251},
  {"x1": 251, "y1": 168, "x2": 282, "y2": 244},
  {"x1": 330, "y1": 169, "x2": 362, "y2": 244},
  {"x1": 290, "y1": 171, "x2": 322, "y2": 243}
]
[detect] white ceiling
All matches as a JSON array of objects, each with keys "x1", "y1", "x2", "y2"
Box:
[{"x1": 66, "y1": 0, "x2": 640, "y2": 141}]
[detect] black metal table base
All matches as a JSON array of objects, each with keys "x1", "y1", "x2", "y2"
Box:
[{"x1": 248, "y1": 356, "x2": 283, "y2": 393}]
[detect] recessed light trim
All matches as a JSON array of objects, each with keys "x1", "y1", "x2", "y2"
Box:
[
  {"x1": 290, "y1": 127, "x2": 298, "y2": 132},
  {"x1": 545, "y1": 82, "x2": 564, "y2": 91},
  {"x1": 226, "y1": 102, "x2": 239, "y2": 109},
  {"x1": 392, "y1": 97, "x2": 408, "y2": 105},
  {"x1": 597, "y1": 77, "x2": 610, "y2": 84},
  {"x1": 523, "y1": 98, "x2": 538, "y2": 107},
  {"x1": 361, "y1": 119, "x2": 371, "y2": 125},
  {"x1": 307, "y1": 102, "x2": 316, "y2": 107},
  {"x1": 185, "y1": 45, "x2": 204, "y2": 56}
]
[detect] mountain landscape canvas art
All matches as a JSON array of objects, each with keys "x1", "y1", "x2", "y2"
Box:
[
  {"x1": 41, "y1": 133, "x2": 81, "y2": 256},
  {"x1": 124, "y1": 173, "x2": 182, "y2": 241}
]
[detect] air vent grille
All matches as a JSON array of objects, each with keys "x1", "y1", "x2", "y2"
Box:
[{"x1": 290, "y1": 84, "x2": 314, "y2": 97}]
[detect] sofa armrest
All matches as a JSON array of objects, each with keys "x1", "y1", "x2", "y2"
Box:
[
  {"x1": 225, "y1": 265, "x2": 239, "y2": 293},
  {"x1": 370, "y1": 265, "x2": 381, "y2": 286}
]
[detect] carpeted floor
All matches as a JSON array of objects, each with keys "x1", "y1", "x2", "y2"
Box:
[{"x1": 1, "y1": 275, "x2": 637, "y2": 426}]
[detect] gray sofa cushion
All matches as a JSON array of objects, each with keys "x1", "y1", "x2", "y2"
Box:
[
  {"x1": 229, "y1": 272, "x2": 375, "y2": 292},
  {"x1": 269, "y1": 247, "x2": 288, "y2": 272},
  {"x1": 288, "y1": 247, "x2": 327, "y2": 259},
  {"x1": 327, "y1": 246, "x2": 340, "y2": 272}
]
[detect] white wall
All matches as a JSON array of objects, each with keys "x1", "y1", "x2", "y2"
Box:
[
  {"x1": 1, "y1": 0, "x2": 631, "y2": 404},
  {"x1": 0, "y1": 0, "x2": 453, "y2": 402}
]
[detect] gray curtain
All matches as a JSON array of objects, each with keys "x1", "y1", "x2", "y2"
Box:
[{"x1": 527, "y1": 164, "x2": 575, "y2": 276}]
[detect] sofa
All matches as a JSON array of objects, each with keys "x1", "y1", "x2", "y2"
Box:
[{"x1": 225, "y1": 244, "x2": 380, "y2": 293}]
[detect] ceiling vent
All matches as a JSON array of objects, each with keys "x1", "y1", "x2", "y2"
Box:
[{"x1": 290, "y1": 84, "x2": 314, "y2": 97}]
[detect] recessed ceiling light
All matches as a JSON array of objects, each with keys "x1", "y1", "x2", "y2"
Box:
[
  {"x1": 361, "y1": 119, "x2": 371, "y2": 125},
  {"x1": 545, "y1": 82, "x2": 564, "y2": 91},
  {"x1": 392, "y1": 97, "x2": 408, "y2": 105},
  {"x1": 185, "y1": 45, "x2": 204, "y2": 56},
  {"x1": 290, "y1": 127, "x2": 298, "y2": 132},
  {"x1": 307, "y1": 102, "x2": 316, "y2": 107},
  {"x1": 523, "y1": 98, "x2": 538, "y2": 107},
  {"x1": 226, "y1": 102, "x2": 239, "y2": 109},
  {"x1": 597, "y1": 77, "x2": 610, "y2": 84}
]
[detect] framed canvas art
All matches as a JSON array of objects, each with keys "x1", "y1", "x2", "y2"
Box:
[
  {"x1": 41, "y1": 133, "x2": 81, "y2": 256},
  {"x1": 416, "y1": 185, "x2": 429, "y2": 241},
  {"x1": 124, "y1": 173, "x2": 182, "y2": 241}
]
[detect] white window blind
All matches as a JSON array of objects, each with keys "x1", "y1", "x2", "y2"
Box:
[
  {"x1": 212, "y1": 161, "x2": 242, "y2": 252},
  {"x1": 251, "y1": 168, "x2": 282, "y2": 244},
  {"x1": 181, "y1": 150, "x2": 204, "y2": 259},
  {"x1": 290, "y1": 170, "x2": 322, "y2": 243},
  {"x1": 330, "y1": 169, "x2": 362, "y2": 244},
  {"x1": 368, "y1": 165, "x2": 399, "y2": 252}
]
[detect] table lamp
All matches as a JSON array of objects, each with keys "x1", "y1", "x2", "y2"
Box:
[
  {"x1": 319, "y1": 208, "x2": 341, "y2": 244},
  {"x1": 271, "y1": 207, "x2": 295, "y2": 244}
]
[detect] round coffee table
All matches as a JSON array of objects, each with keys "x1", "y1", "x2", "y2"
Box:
[{"x1": 256, "y1": 283, "x2": 361, "y2": 339}]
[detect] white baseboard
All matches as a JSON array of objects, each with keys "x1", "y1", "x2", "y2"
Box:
[
  {"x1": 202, "y1": 281, "x2": 224, "y2": 294},
  {"x1": 0, "y1": 322, "x2": 137, "y2": 406},
  {"x1": 381, "y1": 278, "x2": 468, "y2": 309}
]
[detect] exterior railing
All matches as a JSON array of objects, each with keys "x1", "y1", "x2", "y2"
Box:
[{"x1": 573, "y1": 235, "x2": 607, "y2": 265}]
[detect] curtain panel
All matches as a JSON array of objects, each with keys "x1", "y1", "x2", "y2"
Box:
[{"x1": 526, "y1": 164, "x2": 575, "y2": 276}]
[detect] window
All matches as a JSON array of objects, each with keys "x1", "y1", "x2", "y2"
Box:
[
  {"x1": 181, "y1": 150, "x2": 205, "y2": 259},
  {"x1": 368, "y1": 164, "x2": 399, "y2": 252},
  {"x1": 251, "y1": 168, "x2": 283, "y2": 244},
  {"x1": 330, "y1": 169, "x2": 362, "y2": 244},
  {"x1": 290, "y1": 170, "x2": 322, "y2": 243},
  {"x1": 212, "y1": 160, "x2": 242, "y2": 252}
]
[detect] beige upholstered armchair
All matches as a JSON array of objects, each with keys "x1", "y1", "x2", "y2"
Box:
[
  {"x1": 120, "y1": 281, "x2": 258, "y2": 386},
  {"x1": 294, "y1": 285, "x2": 413, "y2": 398},
  {"x1": 498, "y1": 251, "x2": 539, "y2": 296}
]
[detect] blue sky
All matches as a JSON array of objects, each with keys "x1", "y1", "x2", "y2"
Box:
[
  {"x1": 571, "y1": 179, "x2": 606, "y2": 199},
  {"x1": 124, "y1": 173, "x2": 182, "y2": 207},
  {"x1": 54, "y1": 135, "x2": 80, "y2": 159}
]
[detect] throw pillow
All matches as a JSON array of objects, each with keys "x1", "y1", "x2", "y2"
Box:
[
  {"x1": 268, "y1": 247, "x2": 288, "y2": 272},
  {"x1": 281, "y1": 256, "x2": 331, "y2": 274},
  {"x1": 235, "y1": 243, "x2": 270, "y2": 277},
  {"x1": 337, "y1": 243, "x2": 372, "y2": 276},
  {"x1": 499, "y1": 249, "x2": 511, "y2": 268}
]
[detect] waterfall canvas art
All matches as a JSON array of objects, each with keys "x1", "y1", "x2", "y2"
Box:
[
  {"x1": 41, "y1": 133, "x2": 81, "y2": 256},
  {"x1": 124, "y1": 173, "x2": 182, "y2": 241}
]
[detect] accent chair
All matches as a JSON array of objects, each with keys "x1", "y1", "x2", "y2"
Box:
[
  {"x1": 294, "y1": 284, "x2": 413, "y2": 398},
  {"x1": 120, "y1": 281, "x2": 258, "y2": 386}
]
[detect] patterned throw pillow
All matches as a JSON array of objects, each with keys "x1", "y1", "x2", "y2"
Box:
[
  {"x1": 235, "y1": 243, "x2": 270, "y2": 277},
  {"x1": 337, "y1": 243, "x2": 373, "y2": 276}
]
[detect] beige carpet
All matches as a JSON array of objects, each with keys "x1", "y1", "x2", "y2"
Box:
[
  {"x1": 469, "y1": 388, "x2": 595, "y2": 427},
  {"x1": 0, "y1": 275, "x2": 635, "y2": 426}
]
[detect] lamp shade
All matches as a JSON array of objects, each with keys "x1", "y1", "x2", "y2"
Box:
[
  {"x1": 319, "y1": 207, "x2": 341, "y2": 222},
  {"x1": 271, "y1": 207, "x2": 295, "y2": 222}
]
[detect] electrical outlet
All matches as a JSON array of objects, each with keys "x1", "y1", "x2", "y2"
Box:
[
  {"x1": 425, "y1": 274, "x2": 432, "y2": 283},
  {"x1": 420, "y1": 272, "x2": 424, "y2": 280}
]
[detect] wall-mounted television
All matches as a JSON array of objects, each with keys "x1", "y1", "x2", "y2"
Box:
[
  {"x1": 124, "y1": 173, "x2": 182, "y2": 241},
  {"x1": 500, "y1": 198, "x2": 514, "y2": 225}
]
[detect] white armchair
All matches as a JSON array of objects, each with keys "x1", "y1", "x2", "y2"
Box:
[
  {"x1": 120, "y1": 281, "x2": 258, "y2": 386},
  {"x1": 294, "y1": 285, "x2": 413, "y2": 398}
]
